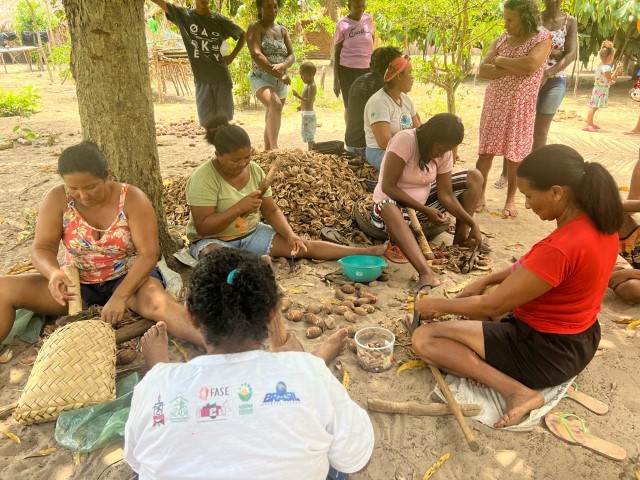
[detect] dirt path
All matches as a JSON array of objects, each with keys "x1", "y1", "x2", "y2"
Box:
[{"x1": 0, "y1": 64, "x2": 639, "y2": 480}]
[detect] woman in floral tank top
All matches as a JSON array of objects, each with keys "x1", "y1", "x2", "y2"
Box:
[
  {"x1": 475, "y1": 0, "x2": 551, "y2": 218},
  {"x1": 0, "y1": 142, "x2": 204, "y2": 348}
]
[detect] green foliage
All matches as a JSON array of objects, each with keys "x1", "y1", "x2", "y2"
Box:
[
  {"x1": 48, "y1": 35, "x2": 72, "y2": 82},
  {"x1": 14, "y1": 0, "x2": 60, "y2": 35},
  {"x1": 0, "y1": 87, "x2": 42, "y2": 117},
  {"x1": 569, "y1": 0, "x2": 640, "y2": 64},
  {"x1": 368, "y1": 0, "x2": 502, "y2": 113},
  {"x1": 12, "y1": 123, "x2": 39, "y2": 140}
]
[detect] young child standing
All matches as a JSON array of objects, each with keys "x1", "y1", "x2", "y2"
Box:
[
  {"x1": 584, "y1": 40, "x2": 622, "y2": 132},
  {"x1": 293, "y1": 62, "x2": 317, "y2": 150}
]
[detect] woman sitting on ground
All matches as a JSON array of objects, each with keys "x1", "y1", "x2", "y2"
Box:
[
  {"x1": 370, "y1": 113, "x2": 484, "y2": 291},
  {"x1": 0, "y1": 141, "x2": 204, "y2": 348},
  {"x1": 610, "y1": 151, "x2": 640, "y2": 302},
  {"x1": 186, "y1": 117, "x2": 387, "y2": 261},
  {"x1": 411, "y1": 144, "x2": 624, "y2": 428},
  {"x1": 125, "y1": 248, "x2": 374, "y2": 479},
  {"x1": 363, "y1": 53, "x2": 420, "y2": 170}
]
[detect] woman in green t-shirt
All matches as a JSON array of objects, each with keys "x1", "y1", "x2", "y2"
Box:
[{"x1": 186, "y1": 118, "x2": 388, "y2": 261}]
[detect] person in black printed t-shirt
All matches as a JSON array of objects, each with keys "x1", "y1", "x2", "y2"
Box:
[{"x1": 150, "y1": 0, "x2": 245, "y2": 126}]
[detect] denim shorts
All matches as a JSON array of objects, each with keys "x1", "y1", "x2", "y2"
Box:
[
  {"x1": 81, "y1": 267, "x2": 164, "y2": 308},
  {"x1": 301, "y1": 111, "x2": 317, "y2": 143},
  {"x1": 249, "y1": 69, "x2": 288, "y2": 99},
  {"x1": 365, "y1": 147, "x2": 385, "y2": 170},
  {"x1": 189, "y1": 223, "x2": 277, "y2": 259},
  {"x1": 536, "y1": 77, "x2": 567, "y2": 115}
]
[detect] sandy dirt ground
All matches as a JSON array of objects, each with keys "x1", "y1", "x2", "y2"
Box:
[{"x1": 0, "y1": 63, "x2": 639, "y2": 480}]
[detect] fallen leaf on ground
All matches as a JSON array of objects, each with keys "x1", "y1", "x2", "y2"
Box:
[
  {"x1": 397, "y1": 360, "x2": 427, "y2": 374},
  {"x1": 2, "y1": 431, "x2": 21, "y2": 444},
  {"x1": 626, "y1": 320, "x2": 640, "y2": 330},
  {"x1": 613, "y1": 317, "x2": 638, "y2": 324},
  {"x1": 171, "y1": 340, "x2": 190, "y2": 362},
  {"x1": 619, "y1": 186, "x2": 629, "y2": 192},
  {"x1": 423, "y1": 452, "x2": 451, "y2": 479},
  {"x1": 342, "y1": 370, "x2": 350, "y2": 389},
  {"x1": 24, "y1": 447, "x2": 57, "y2": 458},
  {"x1": 287, "y1": 288, "x2": 302, "y2": 294},
  {"x1": 0, "y1": 349, "x2": 13, "y2": 364}
]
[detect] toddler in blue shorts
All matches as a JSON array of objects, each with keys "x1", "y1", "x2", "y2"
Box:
[{"x1": 293, "y1": 62, "x2": 318, "y2": 150}]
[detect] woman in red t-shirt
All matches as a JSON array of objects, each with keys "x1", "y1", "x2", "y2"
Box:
[{"x1": 411, "y1": 144, "x2": 624, "y2": 428}]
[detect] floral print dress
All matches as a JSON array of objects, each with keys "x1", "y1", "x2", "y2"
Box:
[
  {"x1": 478, "y1": 32, "x2": 550, "y2": 162},
  {"x1": 588, "y1": 64, "x2": 612, "y2": 108}
]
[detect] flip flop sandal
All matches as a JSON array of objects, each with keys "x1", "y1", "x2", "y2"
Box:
[
  {"x1": 564, "y1": 384, "x2": 609, "y2": 415},
  {"x1": 384, "y1": 245, "x2": 409, "y2": 264},
  {"x1": 493, "y1": 178, "x2": 507, "y2": 189},
  {"x1": 545, "y1": 412, "x2": 626, "y2": 461},
  {"x1": 321, "y1": 227, "x2": 349, "y2": 246},
  {"x1": 410, "y1": 284, "x2": 435, "y2": 333}
]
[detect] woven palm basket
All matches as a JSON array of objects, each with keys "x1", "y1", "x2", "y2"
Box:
[{"x1": 13, "y1": 320, "x2": 116, "y2": 426}]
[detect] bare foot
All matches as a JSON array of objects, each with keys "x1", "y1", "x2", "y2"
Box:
[
  {"x1": 494, "y1": 389, "x2": 544, "y2": 428},
  {"x1": 502, "y1": 203, "x2": 518, "y2": 218},
  {"x1": 624, "y1": 129, "x2": 640, "y2": 135},
  {"x1": 369, "y1": 240, "x2": 390, "y2": 256},
  {"x1": 312, "y1": 328, "x2": 348, "y2": 364},
  {"x1": 418, "y1": 272, "x2": 441, "y2": 289},
  {"x1": 475, "y1": 197, "x2": 486, "y2": 213},
  {"x1": 593, "y1": 124, "x2": 601, "y2": 130},
  {"x1": 582, "y1": 125, "x2": 598, "y2": 132},
  {"x1": 141, "y1": 322, "x2": 170, "y2": 368}
]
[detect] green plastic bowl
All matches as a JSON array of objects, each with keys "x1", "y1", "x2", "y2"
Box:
[{"x1": 338, "y1": 255, "x2": 387, "y2": 283}]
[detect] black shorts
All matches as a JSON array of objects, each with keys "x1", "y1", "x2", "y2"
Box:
[
  {"x1": 483, "y1": 315, "x2": 600, "y2": 389},
  {"x1": 338, "y1": 65, "x2": 369, "y2": 108},
  {"x1": 80, "y1": 267, "x2": 164, "y2": 308}
]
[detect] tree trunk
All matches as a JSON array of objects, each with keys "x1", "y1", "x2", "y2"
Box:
[
  {"x1": 62, "y1": 0, "x2": 174, "y2": 259},
  {"x1": 446, "y1": 87, "x2": 456, "y2": 115}
]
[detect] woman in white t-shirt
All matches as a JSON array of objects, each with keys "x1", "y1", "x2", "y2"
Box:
[
  {"x1": 125, "y1": 248, "x2": 374, "y2": 480},
  {"x1": 363, "y1": 54, "x2": 421, "y2": 170},
  {"x1": 370, "y1": 113, "x2": 484, "y2": 292}
]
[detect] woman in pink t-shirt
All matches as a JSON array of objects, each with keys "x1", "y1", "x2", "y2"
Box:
[
  {"x1": 412, "y1": 145, "x2": 624, "y2": 428},
  {"x1": 370, "y1": 113, "x2": 484, "y2": 292},
  {"x1": 333, "y1": 0, "x2": 374, "y2": 108}
]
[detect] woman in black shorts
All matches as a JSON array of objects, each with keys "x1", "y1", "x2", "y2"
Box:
[{"x1": 411, "y1": 144, "x2": 624, "y2": 428}]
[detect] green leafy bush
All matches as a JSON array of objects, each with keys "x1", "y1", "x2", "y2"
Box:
[
  {"x1": 0, "y1": 86, "x2": 42, "y2": 117},
  {"x1": 48, "y1": 38, "x2": 72, "y2": 82}
]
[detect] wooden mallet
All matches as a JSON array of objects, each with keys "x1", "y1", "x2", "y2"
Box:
[
  {"x1": 429, "y1": 364, "x2": 480, "y2": 452},
  {"x1": 407, "y1": 208, "x2": 435, "y2": 260},
  {"x1": 258, "y1": 155, "x2": 284, "y2": 194},
  {"x1": 368, "y1": 398, "x2": 481, "y2": 417},
  {"x1": 62, "y1": 265, "x2": 83, "y2": 316}
]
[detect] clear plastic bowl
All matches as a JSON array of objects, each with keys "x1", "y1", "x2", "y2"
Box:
[{"x1": 354, "y1": 327, "x2": 395, "y2": 373}]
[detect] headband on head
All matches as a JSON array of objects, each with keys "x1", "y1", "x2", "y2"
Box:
[{"x1": 384, "y1": 55, "x2": 411, "y2": 83}]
